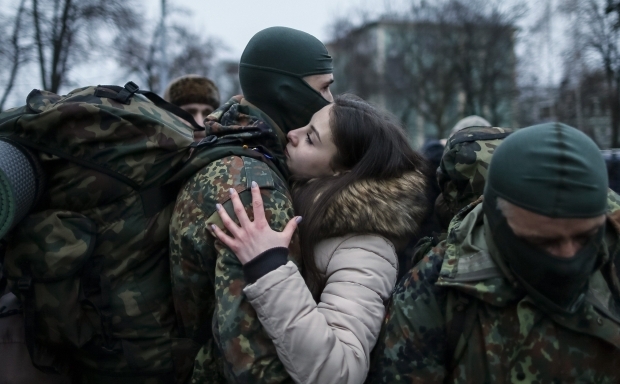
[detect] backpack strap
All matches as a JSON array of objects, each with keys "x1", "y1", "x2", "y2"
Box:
[
  {"x1": 95, "y1": 82, "x2": 205, "y2": 132},
  {"x1": 16, "y1": 275, "x2": 59, "y2": 374},
  {"x1": 0, "y1": 239, "x2": 6, "y2": 295},
  {"x1": 444, "y1": 293, "x2": 478, "y2": 373}
]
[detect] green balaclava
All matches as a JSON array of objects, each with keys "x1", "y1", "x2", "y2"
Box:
[
  {"x1": 483, "y1": 123, "x2": 609, "y2": 314},
  {"x1": 239, "y1": 26, "x2": 333, "y2": 133}
]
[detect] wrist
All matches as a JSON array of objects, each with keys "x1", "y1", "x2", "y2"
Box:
[{"x1": 243, "y1": 247, "x2": 289, "y2": 284}]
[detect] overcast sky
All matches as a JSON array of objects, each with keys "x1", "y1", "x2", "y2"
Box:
[
  {"x1": 4, "y1": 0, "x2": 395, "y2": 108},
  {"x1": 142, "y1": 0, "x2": 409, "y2": 59},
  {"x1": 3, "y1": 0, "x2": 562, "y2": 108}
]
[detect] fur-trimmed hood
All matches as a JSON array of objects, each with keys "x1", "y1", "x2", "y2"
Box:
[{"x1": 317, "y1": 170, "x2": 429, "y2": 241}]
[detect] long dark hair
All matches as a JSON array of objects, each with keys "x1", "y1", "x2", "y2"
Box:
[{"x1": 292, "y1": 94, "x2": 430, "y2": 299}]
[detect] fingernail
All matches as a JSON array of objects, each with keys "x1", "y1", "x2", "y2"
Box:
[
  {"x1": 216, "y1": 203, "x2": 222, "y2": 210},
  {"x1": 295, "y1": 216, "x2": 303, "y2": 224},
  {"x1": 229, "y1": 188, "x2": 235, "y2": 196},
  {"x1": 211, "y1": 224, "x2": 217, "y2": 232},
  {"x1": 252, "y1": 181, "x2": 258, "y2": 188}
]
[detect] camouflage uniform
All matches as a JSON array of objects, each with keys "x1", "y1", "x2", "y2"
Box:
[
  {"x1": 367, "y1": 193, "x2": 620, "y2": 383},
  {"x1": 169, "y1": 96, "x2": 296, "y2": 383}
]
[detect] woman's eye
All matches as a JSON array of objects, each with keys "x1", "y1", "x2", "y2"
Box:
[{"x1": 306, "y1": 132, "x2": 313, "y2": 145}]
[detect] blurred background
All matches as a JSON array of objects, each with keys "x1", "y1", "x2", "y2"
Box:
[{"x1": 0, "y1": 0, "x2": 618, "y2": 149}]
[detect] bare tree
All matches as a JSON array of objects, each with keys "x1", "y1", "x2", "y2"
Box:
[
  {"x1": 0, "y1": 0, "x2": 29, "y2": 111},
  {"x1": 30, "y1": 0, "x2": 140, "y2": 93},
  {"x1": 607, "y1": 0, "x2": 620, "y2": 29},
  {"x1": 565, "y1": 0, "x2": 620, "y2": 146},
  {"x1": 114, "y1": 8, "x2": 223, "y2": 95},
  {"x1": 328, "y1": 21, "x2": 382, "y2": 101},
  {"x1": 386, "y1": 20, "x2": 460, "y2": 138}
]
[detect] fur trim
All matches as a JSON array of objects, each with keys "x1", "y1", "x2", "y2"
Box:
[
  {"x1": 318, "y1": 171, "x2": 429, "y2": 240},
  {"x1": 164, "y1": 75, "x2": 220, "y2": 108}
]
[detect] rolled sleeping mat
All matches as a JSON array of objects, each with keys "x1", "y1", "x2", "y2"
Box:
[{"x1": 0, "y1": 139, "x2": 45, "y2": 239}]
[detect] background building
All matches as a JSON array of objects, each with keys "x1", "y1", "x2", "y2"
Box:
[{"x1": 328, "y1": 18, "x2": 518, "y2": 146}]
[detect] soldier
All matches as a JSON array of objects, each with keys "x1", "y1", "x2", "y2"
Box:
[
  {"x1": 368, "y1": 123, "x2": 620, "y2": 383},
  {"x1": 163, "y1": 75, "x2": 220, "y2": 139},
  {"x1": 168, "y1": 27, "x2": 334, "y2": 383}
]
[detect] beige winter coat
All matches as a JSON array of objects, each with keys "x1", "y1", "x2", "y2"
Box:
[{"x1": 244, "y1": 171, "x2": 429, "y2": 384}]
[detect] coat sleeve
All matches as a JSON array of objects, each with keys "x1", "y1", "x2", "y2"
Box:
[
  {"x1": 169, "y1": 155, "x2": 296, "y2": 384},
  {"x1": 366, "y1": 250, "x2": 449, "y2": 384},
  {"x1": 243, "y1": 235, "x2": 398, "y2": 384}
]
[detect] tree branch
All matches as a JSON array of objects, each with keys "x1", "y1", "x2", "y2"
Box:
[{"x1": 32, "y1": 0, "x2": 48, "y2": 90}]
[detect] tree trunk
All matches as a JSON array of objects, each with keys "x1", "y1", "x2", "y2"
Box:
[
  {"x1": 49, "y1": 0, "x2": 73, "y2": 93},
  {"x1": 32, "y1": 0, "x2": 48, "y2": 90},
  {"x1": 0, "y1": 0, "x2": 27, "y2": 111}
]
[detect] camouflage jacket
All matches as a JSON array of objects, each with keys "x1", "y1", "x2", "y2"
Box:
[
  {"x1": 169, "y1": 96, "x2": 296, "y2": 383},
  {"x1": 367, "y1": 195, "x2": 620, "y2": 384}
]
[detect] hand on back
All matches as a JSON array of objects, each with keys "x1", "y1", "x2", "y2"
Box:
[{"x1": 211, "y1": 181, "x2": 301, "y2": 265}]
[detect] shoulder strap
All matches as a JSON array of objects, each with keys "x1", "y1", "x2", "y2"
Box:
[
  {"x1": 0, "y1": 239, "x2": 6, "y2": 295},
  {"x1": 140, "y1": 138, "x2": 287, "y2": 218},
  {"x1": 95, "y1": 82, "x2": 204, "y2": 132},
  {"x1": 445, "y1": 293, "x2": 478, "y2": 373}
]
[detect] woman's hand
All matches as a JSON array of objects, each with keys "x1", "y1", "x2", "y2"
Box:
[{"x1": 212, "y1": 181, "x2": 301, "y2": 265}]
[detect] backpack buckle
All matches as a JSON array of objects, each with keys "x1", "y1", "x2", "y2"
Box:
[
  {"x1": 124, "y1": 81, "x2": 140, "y2": 93},
  {"x1": 17, "y1": 276, "x2": 32, "y2": 292}
]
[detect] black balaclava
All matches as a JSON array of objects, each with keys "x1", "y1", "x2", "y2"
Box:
[
  {"x1": 239, "y1": 27, "x2": 333, "y2": 133},
  {"x1": 483, "y1": 123, "x2": 609, "y2": 314}
]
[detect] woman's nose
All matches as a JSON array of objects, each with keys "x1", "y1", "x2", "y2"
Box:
[{"x1": 287, "y1": 130, "x2": 298, "y2": 146}]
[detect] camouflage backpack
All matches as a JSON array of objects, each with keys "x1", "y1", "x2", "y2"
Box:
[{"x1": 0, "y1": 82, "x2": 283, "y2": 383}]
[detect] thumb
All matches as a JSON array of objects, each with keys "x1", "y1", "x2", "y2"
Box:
[{"x1": 281, "y1": 216, "x2": 302, "y2": 243}]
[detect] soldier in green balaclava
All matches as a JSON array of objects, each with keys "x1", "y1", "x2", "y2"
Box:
[
  {"x1": 168, "y1": 27, "x2": 334, "y2": 383},
  {"x1": 368, "y1": 122, "x2": 620, "y2": 383},
  {"x1": 240, "y1": 26, "x2": 334, "y2": 133},
  {"x1": 483, "y1": 123, "x2": 609, "y2": 314}
]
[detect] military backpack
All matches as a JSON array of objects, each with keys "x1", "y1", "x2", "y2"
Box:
[{"x1": 0, "y1": 82, "x2": 283, "y2": 383}]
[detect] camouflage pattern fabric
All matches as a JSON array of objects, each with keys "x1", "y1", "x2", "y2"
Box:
[
  {"x1": 406, "y1": 127, "x2": 513, "y2": 272},
  {"x1": 367, "y1": 194, "x2": 620, "y2": 383},
  {"x1": 0, "y1": 84, "x2": 204, "y2": 382},
  {"x1": 437, "y1": 126, "x2": 513, "y2": 216},
  {"x1": 169, "y1": 96, "x2": 296, "y2": 383}
]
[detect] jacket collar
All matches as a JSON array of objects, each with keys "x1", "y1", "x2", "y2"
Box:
[
  {"x1": 204, "y1": 96, "x2": 288, "y2": 179},
  {"x1": 315, "y1": 170, "x2": 429, "y2": 242},
  {"x1": 436, "y1": 200, "x2": 523, "y2": 306}
]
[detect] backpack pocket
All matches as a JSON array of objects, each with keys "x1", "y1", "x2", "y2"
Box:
[{"x1": 3, "y1": 210, "x2": 98, "y2": 349}]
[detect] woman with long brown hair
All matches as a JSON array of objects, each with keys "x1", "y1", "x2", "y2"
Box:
[{"x1": 211, "y1": 94, "x2": 430, "y2": 384}]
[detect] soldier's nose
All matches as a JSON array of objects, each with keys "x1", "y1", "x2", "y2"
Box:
[{"x1": 550, "y1": 240, "x2": 580, "y2": 258}]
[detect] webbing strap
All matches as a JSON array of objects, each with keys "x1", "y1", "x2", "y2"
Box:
[
  {"x1": 135, "y1": 88, "x2": 204, "y2": 131},
  {"x1": 445, "y1": 296, "x2": 478, "y2": 373},
  {"x1": 18, "y1": 275, "x2": 59, "y2": 374},
  {"x1": 140, "y1": 181, "x2": 185, "y2": 218},
  {"x1": 0, "y1": 239, "x2": 6, "y2": 294}
]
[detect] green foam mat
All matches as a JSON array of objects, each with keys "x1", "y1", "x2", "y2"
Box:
[
  {"x1": 0, "y1": 140, "x2": 38, "y2": 239},
  {"x1": 0, "y1": 165, "x2": 16, "y2": 239}
]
